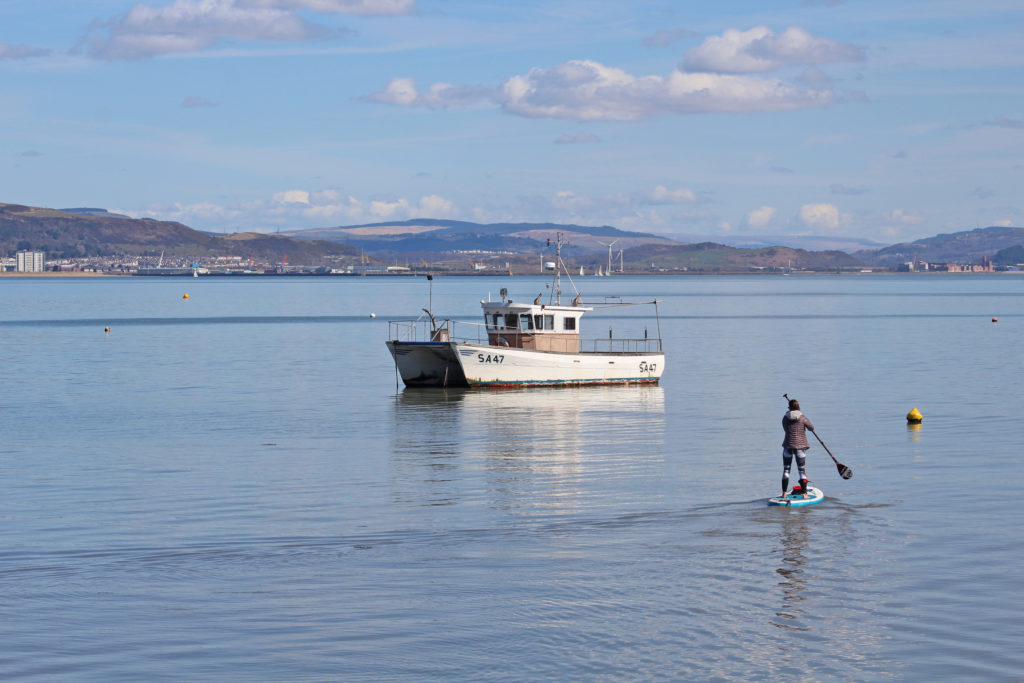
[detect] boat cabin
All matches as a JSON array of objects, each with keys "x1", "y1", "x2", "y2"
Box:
[{"x1": 481, "y1": 300, "x2": 591, "y2": 352}]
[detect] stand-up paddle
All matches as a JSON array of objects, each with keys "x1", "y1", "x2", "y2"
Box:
[
  {"x1": 811, "y1": 429, "x2": 853, "y2": 479},
  {"x1": 783, "y1": 393, "x2": 853, "y2": 480}
]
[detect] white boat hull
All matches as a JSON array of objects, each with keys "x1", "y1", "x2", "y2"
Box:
[
  {"x1": 388, "y1": 340, "x2": 663, "y2": 388},
  {"x1": 386, "y1": 341, "x2": 467, "y2": 387}
]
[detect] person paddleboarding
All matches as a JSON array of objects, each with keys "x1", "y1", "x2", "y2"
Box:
[{"x1": 781, "y1": 397, "x2": 814, "y2": 497}]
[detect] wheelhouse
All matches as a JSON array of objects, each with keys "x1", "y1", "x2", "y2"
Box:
[{"x1": 482, "y1": 300, "x2": 592, "y2": 352}]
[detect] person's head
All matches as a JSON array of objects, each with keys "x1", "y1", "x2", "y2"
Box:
[{"x1": 788, "y1": 399, "x2": 800, "y2": 411}]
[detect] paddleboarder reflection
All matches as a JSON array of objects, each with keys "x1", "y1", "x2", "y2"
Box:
[
  {"x1": 773, "y1": 514, "x2": 811, "y2": 630},
  {"x1": 781, "y1": 398, "x2": 814, "y2": 497}
]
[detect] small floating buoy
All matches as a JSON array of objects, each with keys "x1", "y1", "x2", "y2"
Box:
[
  {"x1": 370, "y1": 313, "x2": 376, "y2": 318},
  {"x1": 907, "y1": 407, "x2": 923, "y2": 424},
  {"x1": 992, "y1": 317, "x2": 998, "y2": 323},
  {"x1": 183, "y1": 293, "x2": 189, "y2": 299},
  {"x1": 104, "y1": 326, "x2": 110, "y2": 333}
]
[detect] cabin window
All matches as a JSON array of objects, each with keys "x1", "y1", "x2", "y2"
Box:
[
  {"x1": 519, "y1": 314, "x2": 534, "y2": 331},
  {"x1": 492, "y1": 313, "x2": 504, "y2": 329},
  {"x1": 544, "y1": 315, "x2": 554, "y2": 330},
  {"x1": 564, "y1": 317, "x2": 576, "y2": 331},
  {"x1": 504, "y1": 313, "x2": 518, "y2": 329}
]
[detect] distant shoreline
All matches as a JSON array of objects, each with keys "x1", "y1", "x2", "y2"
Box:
[
  {"x1": 0, "y1": 272, "x2": 129, "y2": 278},
  {"x1": 1, "y1": 270, "x2": 1021, "y2": 279}
]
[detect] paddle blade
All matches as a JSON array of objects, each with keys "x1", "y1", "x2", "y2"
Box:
[{"x1": 837, "y1": 462, "x2": 853, "y2": 479}]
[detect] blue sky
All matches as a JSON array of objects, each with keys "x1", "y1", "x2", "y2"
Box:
[{"x1": 1, "y1": 0, "x2": 1021, "y2": 243}]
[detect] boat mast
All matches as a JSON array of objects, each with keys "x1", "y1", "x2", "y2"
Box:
[
  {"x1": 548, "y1": 231, "x2": 581, "y2": 306},
  {"x1": 553, "y1": 233, "x2": 562, "y2": 305}
]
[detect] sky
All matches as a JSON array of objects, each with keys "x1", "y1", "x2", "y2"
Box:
[{"x1": 1, "y1": 0, "x2": 1022, "y2": 244}]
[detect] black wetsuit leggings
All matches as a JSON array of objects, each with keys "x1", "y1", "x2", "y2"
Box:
[{"x1": 782, "y1": 448, "x2": 807, "y2": 493}]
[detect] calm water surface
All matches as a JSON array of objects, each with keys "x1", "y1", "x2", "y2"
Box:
[{"x1": 1, "y1": 275, "x2": 1022, "y2": 680}]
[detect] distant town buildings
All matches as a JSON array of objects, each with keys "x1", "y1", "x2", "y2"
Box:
[
  {"x1": 900, "y1": 256, "x2": 1001, "y2": 273},
  {"x1": 16, "y1": 250, "x2": 45, "y2": 272}
]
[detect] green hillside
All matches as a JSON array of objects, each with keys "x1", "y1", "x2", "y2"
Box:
[
  {"x1": 0, "y1": 203, "x2": 358, "y2": 263},
  {"x1": 627, "y1": 243, "x2": 864, "y2": 271}
]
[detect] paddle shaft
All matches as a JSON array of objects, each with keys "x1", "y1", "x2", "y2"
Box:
[{"x1": 811, "y1": 429, "x2": 839, "y2": 465}]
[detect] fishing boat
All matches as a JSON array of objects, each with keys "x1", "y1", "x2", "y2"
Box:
[{"x1": 386, "y1": 234, "x2": 665, "y2": 388}]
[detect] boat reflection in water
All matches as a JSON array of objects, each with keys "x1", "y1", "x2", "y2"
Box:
[{"x1": 389, "y1": 385, "x2": 666, "y2": 516}]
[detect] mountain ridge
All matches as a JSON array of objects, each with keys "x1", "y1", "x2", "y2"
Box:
[
  {"x1": 0, "y1": 202, "x2": 358, "y2": 262},
  {"x1": 3, "y1": 202, "x2": 1021, "y2": 270}
]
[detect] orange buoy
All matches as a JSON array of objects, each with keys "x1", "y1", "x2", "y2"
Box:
[
  {"x1": 183, "y1": 293, "x2": 189, "y2": 299},
  {"x1": 992, "y1": 317, "x2": 998, "y2": 323}
]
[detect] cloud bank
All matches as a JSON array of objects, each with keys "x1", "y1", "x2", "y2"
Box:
[
  {"x1": 366, "y1": 58, "x2": 835, "y2": 121},
  {"x1": 365, "y1": 26, "x2": 864, "y2": 121}
]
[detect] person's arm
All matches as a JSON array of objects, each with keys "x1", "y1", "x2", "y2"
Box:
[{"x1": 803, "y1": 416, "x2": 815, "y2": 432}]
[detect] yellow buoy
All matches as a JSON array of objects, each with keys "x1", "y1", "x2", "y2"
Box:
[
  {"x1": 907, "y1": 407, "x2": 923, "y2": 424},
  {"x1": 183, "y1": 293, "x2": 189, "y2": 299}
]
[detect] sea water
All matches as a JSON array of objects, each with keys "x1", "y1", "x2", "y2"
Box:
[{"x1": 1, "y1": 274, "x2": 1022, "y2": 680}]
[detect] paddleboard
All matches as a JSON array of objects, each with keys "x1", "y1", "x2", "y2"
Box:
[{"x1": 768, "y1": 486, "x2": 824, "y2": 507}]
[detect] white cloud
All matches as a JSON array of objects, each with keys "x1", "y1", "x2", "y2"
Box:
[
  {"x1": 650, "y1": 185, "x2": 698, "y2": 204},
  {"x1": 746, "y1": 205, "x2": 777, "y2": 227},
  {"x1": 368, "y1": 57, "x2": 835, "y2": 121},
  {"x1": 370, "y1": 198, "x2": 410, "y2": 218},
  {"x1": 303, "y1": 194, "x2": 363, "y2": 221},
  {"x1": 498, "y1": 59, "x2": 832, "y2": 121},
  {"x1": 417, "y1": 194, "x2": 456, "y2": 218},
  {"x1": 363, "y1": 77, "x2": 492, "y2": 108},
  {"x1": 143, "y1": 188, "x2": 457, "y2": 231},
  {"x1": 683, "y1": 26, "x2": 864, "y2": 74},
  {"x1": 799, "y1": 202, "x2": 840, "y2": 230},
  {"x1": 274, "y1": 189, "x2": 311, "y2": 204},
  {"x1": 84, "y1": 0, "x2": 326, "y2": 59},
  {"x1": 81, "y1": 0, "x2": 407, "y2": 59}
]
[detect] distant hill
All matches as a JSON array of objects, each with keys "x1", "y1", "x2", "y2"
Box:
[
  {"x1": 286, "y1": 218, "x2": 891, "y2": 255},
  {"x1": 282, "y1": 219, "x2": 677, "y2": 253},
  {"x1": 7, "y1": 203, "x2": 1020, "y2": 271},
  {"x1": 857, "y1": 226, "x2": 1024, "y2": 266},
  {"x1": 664, "y1": 232, "x2": 887, "y2": 253},
  {"x1": 0, "y1": 203, "x2": 358, "y2": 263},
  {"x1": 627, "y1": 242, "x2": 865, "y2": 271}
]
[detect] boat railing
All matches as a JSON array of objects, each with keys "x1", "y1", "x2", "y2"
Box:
[
  {"x1": 581, "y1": 337, "x2": 664, "y2": 353},
  {"x1": 387, "y1": 319, "x2": 489, "y2": 344},
  {"x1": 389, "y1": 318, "x2": 663, "y2": 353}
]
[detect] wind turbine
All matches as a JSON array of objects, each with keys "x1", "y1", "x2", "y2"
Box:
[{"x1": 598, "y1": 239, "x2": 618, "y2": 276}]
